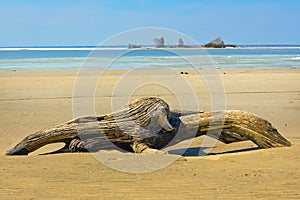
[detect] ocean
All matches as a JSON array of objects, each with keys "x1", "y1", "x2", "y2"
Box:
[{"x1": 0, "y1": 45, "x2": 300, "y2": 71}]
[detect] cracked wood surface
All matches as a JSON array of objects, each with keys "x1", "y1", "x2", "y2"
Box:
[{"x1": 6, "y1": 97, "x2": 291, "y2": 156}]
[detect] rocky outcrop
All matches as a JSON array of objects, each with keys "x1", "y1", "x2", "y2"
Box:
[
  {"x1": 204, "y1": 37, "x2": 237, "y2": 48},
  {"x1": 128, "y1": 44, "x2": 141, "y2": 49}
]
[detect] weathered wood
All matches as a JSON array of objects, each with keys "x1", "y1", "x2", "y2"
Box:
[
  {"x1": 6, "y1": 97, "x2": 173, "y2": 155},
  {"x1": 180, "y1": 111, "x2": 291, "y2": 148},
  {"x1": 6, "y1": 97, "x2": 291, "y2": 156}
]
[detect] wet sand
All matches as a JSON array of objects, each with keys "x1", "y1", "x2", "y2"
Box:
[{"x1": 0, "y1": 68, "x2": 299, "y2": 199}]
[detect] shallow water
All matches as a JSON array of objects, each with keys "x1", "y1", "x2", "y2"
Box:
[{"x1": 0, "y1": 46, "x2": 299, "y2": 70}]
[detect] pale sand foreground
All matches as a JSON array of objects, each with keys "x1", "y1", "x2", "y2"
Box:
[{"x1": 0, "y1": 68, "x2": 299, "y2": 199}]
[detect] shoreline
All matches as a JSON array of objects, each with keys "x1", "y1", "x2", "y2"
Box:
[{"x1": 1, "y1": 66, "x2": 300, "y2": 73}]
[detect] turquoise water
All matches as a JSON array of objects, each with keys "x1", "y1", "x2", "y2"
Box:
[{"x1": 0, "y1": 46, "x2": 300, "y2": 70}]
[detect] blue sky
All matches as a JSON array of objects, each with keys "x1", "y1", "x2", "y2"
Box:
[{"x1": 0, "y1": 0, "x2": 299, "y2": 46}]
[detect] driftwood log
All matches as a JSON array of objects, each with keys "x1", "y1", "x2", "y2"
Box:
[{"x1": 6, "y1": 97, "x2": 291, "y2": 156}]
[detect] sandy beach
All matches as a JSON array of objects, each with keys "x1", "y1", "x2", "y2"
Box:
[{"x1": 1, "y1": 68, "x2": 299, "y2": 199}]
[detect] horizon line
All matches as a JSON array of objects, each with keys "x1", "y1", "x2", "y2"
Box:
[{"x1": 1, "y1": 44, "x2": 300, "y2": 48}]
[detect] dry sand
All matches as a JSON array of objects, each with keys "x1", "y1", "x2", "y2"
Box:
[{"x1": 0, "y1": 68, "x2": 299, "y2": 199}]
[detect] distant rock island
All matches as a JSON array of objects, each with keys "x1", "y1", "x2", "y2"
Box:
[
  {"x1": 204, "y1": 37, "x2": 237, "y2": 48},
  {"x1": 128, "y1": 37, "x2": 237, "y2": 49},
  {"x1": 128, "y1": 44, "x2": 141, "y2": 49}
]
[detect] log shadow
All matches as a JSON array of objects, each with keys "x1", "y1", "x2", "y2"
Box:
[
  {"x1": 168, "y1": 146, "x2": 261, "y2": 156},
  {"x1": 40, "y1": 145, "x2": 261, "y2": 156},
  {"x1": 38, "y1": 142, "x2": 134, "y2": 155}
]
